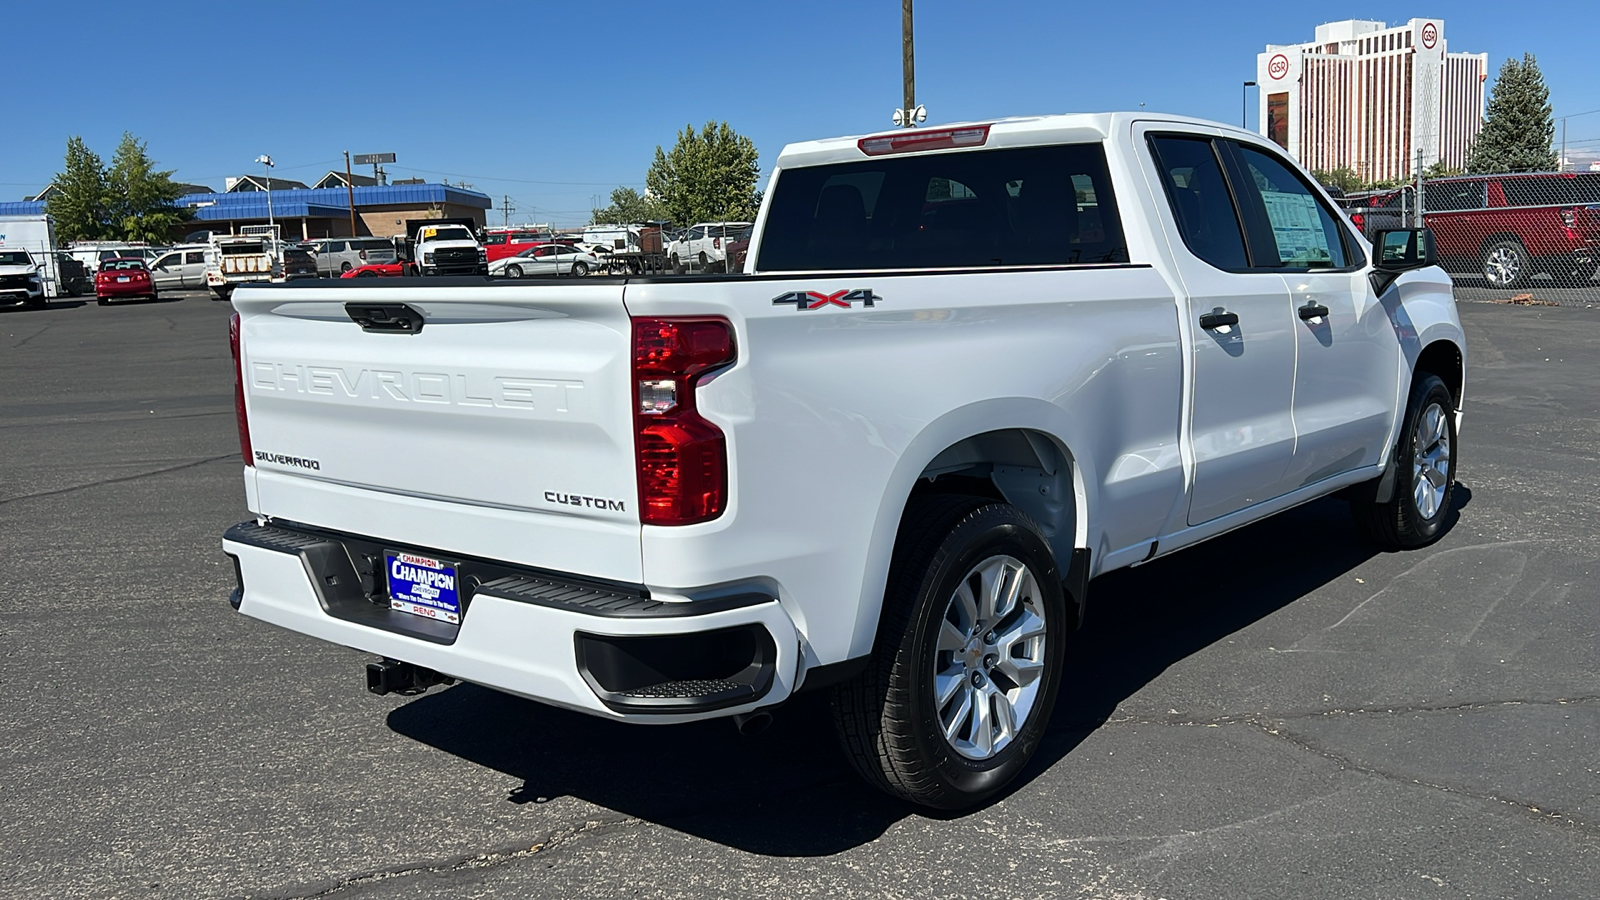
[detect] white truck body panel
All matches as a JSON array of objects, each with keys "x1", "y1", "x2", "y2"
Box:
[
  {"x1": 0, "y1": 215, "x2": 63, "y2": 298},
  {"x1": 224, "y1": 111, "x2": 1466, "y2": 723}
]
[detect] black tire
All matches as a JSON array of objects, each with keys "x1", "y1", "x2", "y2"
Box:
[
  {"x1": 210, "y1": 287, "x2": 232, "y2": 302},
  {"x1": 96, "y1": 296, "x2": 107, "y2": 306},
  {"x1": 671, "y1": 254, "x2": 684, "y2": 275},
  {"x1": 1350, "y1": 373, "x2": 1458, "y2": 549},
  {"x1": 356, "y1": 270, "x2": 378, "y2": 278},
  {"x1": 1482, "y1": 239, "x2": 1530, "y2": 289},
  {"x1": 831, "y1": 495, "x2": 1068, "y2": 809},
  {"x1": 697, "y1": 251, "x2": 709, "y2": 268},
  {"x1": 571, "y1": 261, "x2": 589, "y2": 277},
  {"x1": 26, "y1": 295, "x2": 46, "y2": 309},
  {"x1": 505, "y1": 264, "x2": 523, "y2": 279},
  {"x1": 1547, "y1": 255, "x2": 1598, "y2": 288},
  {"x1": 340, "y1": 262, "x2": 353, "y2": 274}
]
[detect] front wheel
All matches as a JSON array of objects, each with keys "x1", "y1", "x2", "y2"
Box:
[
  {"x1": 504, "y1": 264, "x2": 523, "y2": 279},
  {"x1": 1350, "y1": 373, "x2": 1458, "y2": 549},
  {"x1": 1482, "y1": 240, "x2": 1530, "y2": 289},
  {"x1": 832, "y1": 495, "x2": 1067, "y2": 809}
]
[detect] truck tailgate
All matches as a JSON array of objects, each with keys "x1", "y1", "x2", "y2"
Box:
[{"x1": 234, "y1": 282, "x2": 641, "y2": 582}]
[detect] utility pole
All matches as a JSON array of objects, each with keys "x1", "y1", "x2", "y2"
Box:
[
  {"x1": 901, "y1": 0, "x2": 915, "y2": 128},
  {"x1": 344, "y1": 151, "x2": 358, "y2": 236},
  {"x1": 502, "y1": 195, "x2": 515, "y2": 228}
]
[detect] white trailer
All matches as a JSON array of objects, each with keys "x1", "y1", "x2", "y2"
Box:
[{"x1": 0, "y1": 215, "x2": 65, "y2": 299}]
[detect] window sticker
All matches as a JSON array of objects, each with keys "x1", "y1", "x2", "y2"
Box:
[{"x1": 1260, "y1": 190, "x2": 1332, "y2": 264}]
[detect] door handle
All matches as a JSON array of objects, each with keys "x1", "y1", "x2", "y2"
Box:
[
  {"x1": 1198, "y1": 310, "x2": 1239, "y2": 330},
  {"x1": 1298, "y1": 303, "x2": 1331, "y2": 321}
]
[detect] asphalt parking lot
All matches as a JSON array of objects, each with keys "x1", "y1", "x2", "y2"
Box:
[{"x1": 1, "y1": 291, "x2": 1595, "y2": 900}]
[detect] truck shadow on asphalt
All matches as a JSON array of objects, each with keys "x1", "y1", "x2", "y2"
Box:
[{"x1": 386, "y1": 491, "x2": 1469, "y2": 855}]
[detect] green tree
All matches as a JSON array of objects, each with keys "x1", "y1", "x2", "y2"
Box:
[
  {"x1": 645, "y1": 121, "x2": 761, "y2": 226},
  {"x1": 1311, "y1": 166, "x2": 1365, "y2": 193},
  {"x1": 1423, "y1": 160, "x2": 1462, "y2": 180},
  {"x1": 590, "y1": 186, "x2": 667, "y2": 225},
  {"x1": 1467, "y1": 54, "x2": 1558, "y2": 174},
  {"x1": 46, "y1": 136, "x2": 111, "y2": 243},
  {"x1": 106, "y1": 133, "x2": 191, "y2": 243}
]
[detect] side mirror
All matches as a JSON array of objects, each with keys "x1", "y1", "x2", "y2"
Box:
[{"x1": 1370, "y1": 228, "x2": 1437, "y2": 294}]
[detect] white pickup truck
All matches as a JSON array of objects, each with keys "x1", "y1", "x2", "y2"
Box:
[{"x1": 222, "y1": 113, "x2": 1464, "y2": 809}]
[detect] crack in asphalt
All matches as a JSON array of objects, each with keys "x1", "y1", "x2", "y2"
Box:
[
  {"x1": 1088, "y1": 695, "x2": 1600, "y2": 729},
  {"x1": 250, "y1": 816, "x2": 641, "y2": 900},
  {"x1": 0, "y1": 453, "x2": 235, "y2": 506},
  {"x1": 1059, "y1": 698, "x2": 1600, "y2": 838},
  {"x1": 8, "y1": 321, "x2": 53, "y2": 348},
  {"x1": 1253, "y1": 721, "x2": 1600, "y2": 836},
  {"x1": 0, "y1": 408, "x2": 232, "y2": 430}
]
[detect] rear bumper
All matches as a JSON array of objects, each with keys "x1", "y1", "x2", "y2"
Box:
[{"x1": 223, "y1": 520, "x2": 799, "y2": 722}]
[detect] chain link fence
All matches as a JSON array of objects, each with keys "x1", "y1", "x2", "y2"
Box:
[{"x1": 1344, "y1": 170, "x2": 1600, "y2": 308}]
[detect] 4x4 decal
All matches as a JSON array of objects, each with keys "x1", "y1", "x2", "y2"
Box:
[{"x1": 772, "y1": 289, "x2": 881, "y2": 311}]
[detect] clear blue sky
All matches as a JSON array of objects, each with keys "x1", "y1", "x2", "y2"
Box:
[{"x1": 4, "y1": 1, "x2": 1597, "y2": 226}]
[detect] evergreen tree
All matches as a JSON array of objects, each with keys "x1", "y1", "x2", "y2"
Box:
[
  {"x1": 107, "y1": 133, "x2": 191, "y2": 244},
  {"x1": 645, "y1": 122, "x2": 761, "y2": 226},
  {"x1": 590, "y1": 186, "x2": 667, "y2": 225},
  {"x1": 1467, "y1": 54, "x2": 1557, "y2": 174},
  {"x1": 46, "y1": 136, "x2": 111, "y2": 243}
]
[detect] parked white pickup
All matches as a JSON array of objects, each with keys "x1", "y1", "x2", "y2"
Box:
[{"x1": 222, "y1": 112, "x2": 1465, "y2": 808}]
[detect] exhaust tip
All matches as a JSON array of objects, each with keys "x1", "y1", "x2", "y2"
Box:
[{"x1": 732, "y1": 711, "x2": 773, "y2": 737}]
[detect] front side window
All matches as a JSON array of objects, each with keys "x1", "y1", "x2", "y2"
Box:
[
  {"x1": 757, "y1": 143, "x2": 1129, "y2": 271},
  {"x1": 1149, "y1": 136, "x2": 1249, "y2": 270},
  {"x1": 1232, "y1": 144, "x2": 1350, "y2": 268}
]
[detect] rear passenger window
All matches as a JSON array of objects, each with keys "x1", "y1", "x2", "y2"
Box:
[
  {"x1": 1149, "y1": 137, "x2": 1249, "y2": 270},
  {"x1": 756, "y1": 143, "x2": 1129, "y2": 271},
  {"x1": 185, "y1": 251, "x2": 206, "y2": 264},
  {"x1": 1232, "y1": 144, "x2": 1350, "y2": 269}
]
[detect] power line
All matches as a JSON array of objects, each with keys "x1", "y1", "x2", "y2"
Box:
[{"x1": 388, "y1": 165, "x2": 642, "y2": 187}]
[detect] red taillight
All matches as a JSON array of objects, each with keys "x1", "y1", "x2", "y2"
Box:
[
  {"x1": 713, "y1": 237, "x2": 722, "y2": 250},
  {"x1": 858, "y1": 124, "x2": 991, "y2": 156},
  {"x1": 631, "y1": 317, "x2": 735, "y2": 525},
  {"x1": 1350, "y1": 212, "x2": 1365, "y2": 228},
  {"x1": 230, "y1": 313, "x2": 253, "y2": 466}
]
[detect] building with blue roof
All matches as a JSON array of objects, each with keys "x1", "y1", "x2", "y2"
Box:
[{"x1": 1, "y1": 180, "x2": 493, "y2": 240}]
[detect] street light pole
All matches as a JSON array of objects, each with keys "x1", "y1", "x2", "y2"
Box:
[
  {"x1": 255, "y1": 155, "x2": 275, "y2": 231},
  {"x1": 1242, "y1": 81, "x2": 1257, "y2": 129}
]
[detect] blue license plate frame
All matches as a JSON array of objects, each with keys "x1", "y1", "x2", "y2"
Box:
[{"x1": 385, "y1": 551, "x2": 462, "y2": 624}]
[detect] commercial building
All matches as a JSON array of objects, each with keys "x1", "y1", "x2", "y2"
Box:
[
  {"x1": 0, "y1": 181, "x2": 492, "y2": 240},
  {"x1": 1257, "y1": 19, "x2": 1488, "y2": 183}
]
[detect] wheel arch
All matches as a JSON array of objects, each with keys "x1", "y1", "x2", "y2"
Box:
[
  {"x1": 1414, "y1": 338, "x2": 1464, "y2": 407},
  {"x1": 1478, "y1": 231, "x2": 1525, "y2": 259},
  {"x1": 846, "y1": 400, "x2": 1096, "y2": 660}
]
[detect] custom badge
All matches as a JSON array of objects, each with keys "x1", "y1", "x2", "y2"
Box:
[{"x1": 772, "y1": 289, "x2": 882, "y2": 311}]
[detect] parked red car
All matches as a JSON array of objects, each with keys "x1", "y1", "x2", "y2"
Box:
[
  {"x1": 341, "y1": 262, "x2": 405, "y2": 278},
  {"x1": 95, "y1": 258, "x2": 157, "y2": 304}
]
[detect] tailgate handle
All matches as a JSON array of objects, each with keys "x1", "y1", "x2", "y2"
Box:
[{"x1": 345, "y1": 302, "x2": 424, "y2": 334}]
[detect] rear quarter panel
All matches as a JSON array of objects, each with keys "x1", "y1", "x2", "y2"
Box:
[{"x1": 623, "y1": 265, "x2": 1183, "y2": 666}]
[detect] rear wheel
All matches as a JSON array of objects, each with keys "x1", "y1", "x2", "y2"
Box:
[
  {"x1": 571, "y1": 261, "x2": 589, "y2": 277},
  {"x1": 671, "y1": 254, "x2": 683, "y2": 275},
  {"x1": 832, "y1": 495, "x2": 1067, "y2": 809},
  {"x1": 1547, "y1": 255, "x2": 1598, "y2": 288},
  {"x1": 1482, "y1": 240, "x2": 1530, "y2": 289},
  {"x1": 1350, "y1": 373, "x2": 1458, "y2": 549},
  {"x1": 96, "y1": 296, "x2": 107, "y2": 306},
  {"x1": 356, "y1": 270, "x2": 378, "y2": 278}
]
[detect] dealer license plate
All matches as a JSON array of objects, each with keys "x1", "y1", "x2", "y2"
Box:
[{"x1": 385, "y1": 552, "x2": 461, "y2": 624}]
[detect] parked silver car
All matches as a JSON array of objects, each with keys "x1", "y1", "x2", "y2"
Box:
[
  {"x1": 149, "y1": 246, "x2": 210, "y2": 289},
  {"x1": 311, "y1": 237, "x2": 397, "y2": 276}
]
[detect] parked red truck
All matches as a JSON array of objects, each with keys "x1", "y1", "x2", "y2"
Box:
[{"x1": 1354, "y1": 172, "x2": 1600, "y2": 289}]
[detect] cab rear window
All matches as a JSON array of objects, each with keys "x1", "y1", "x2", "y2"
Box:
[{"x1": 757, "y1": 143, "x2": 1128, "y2": 271}]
